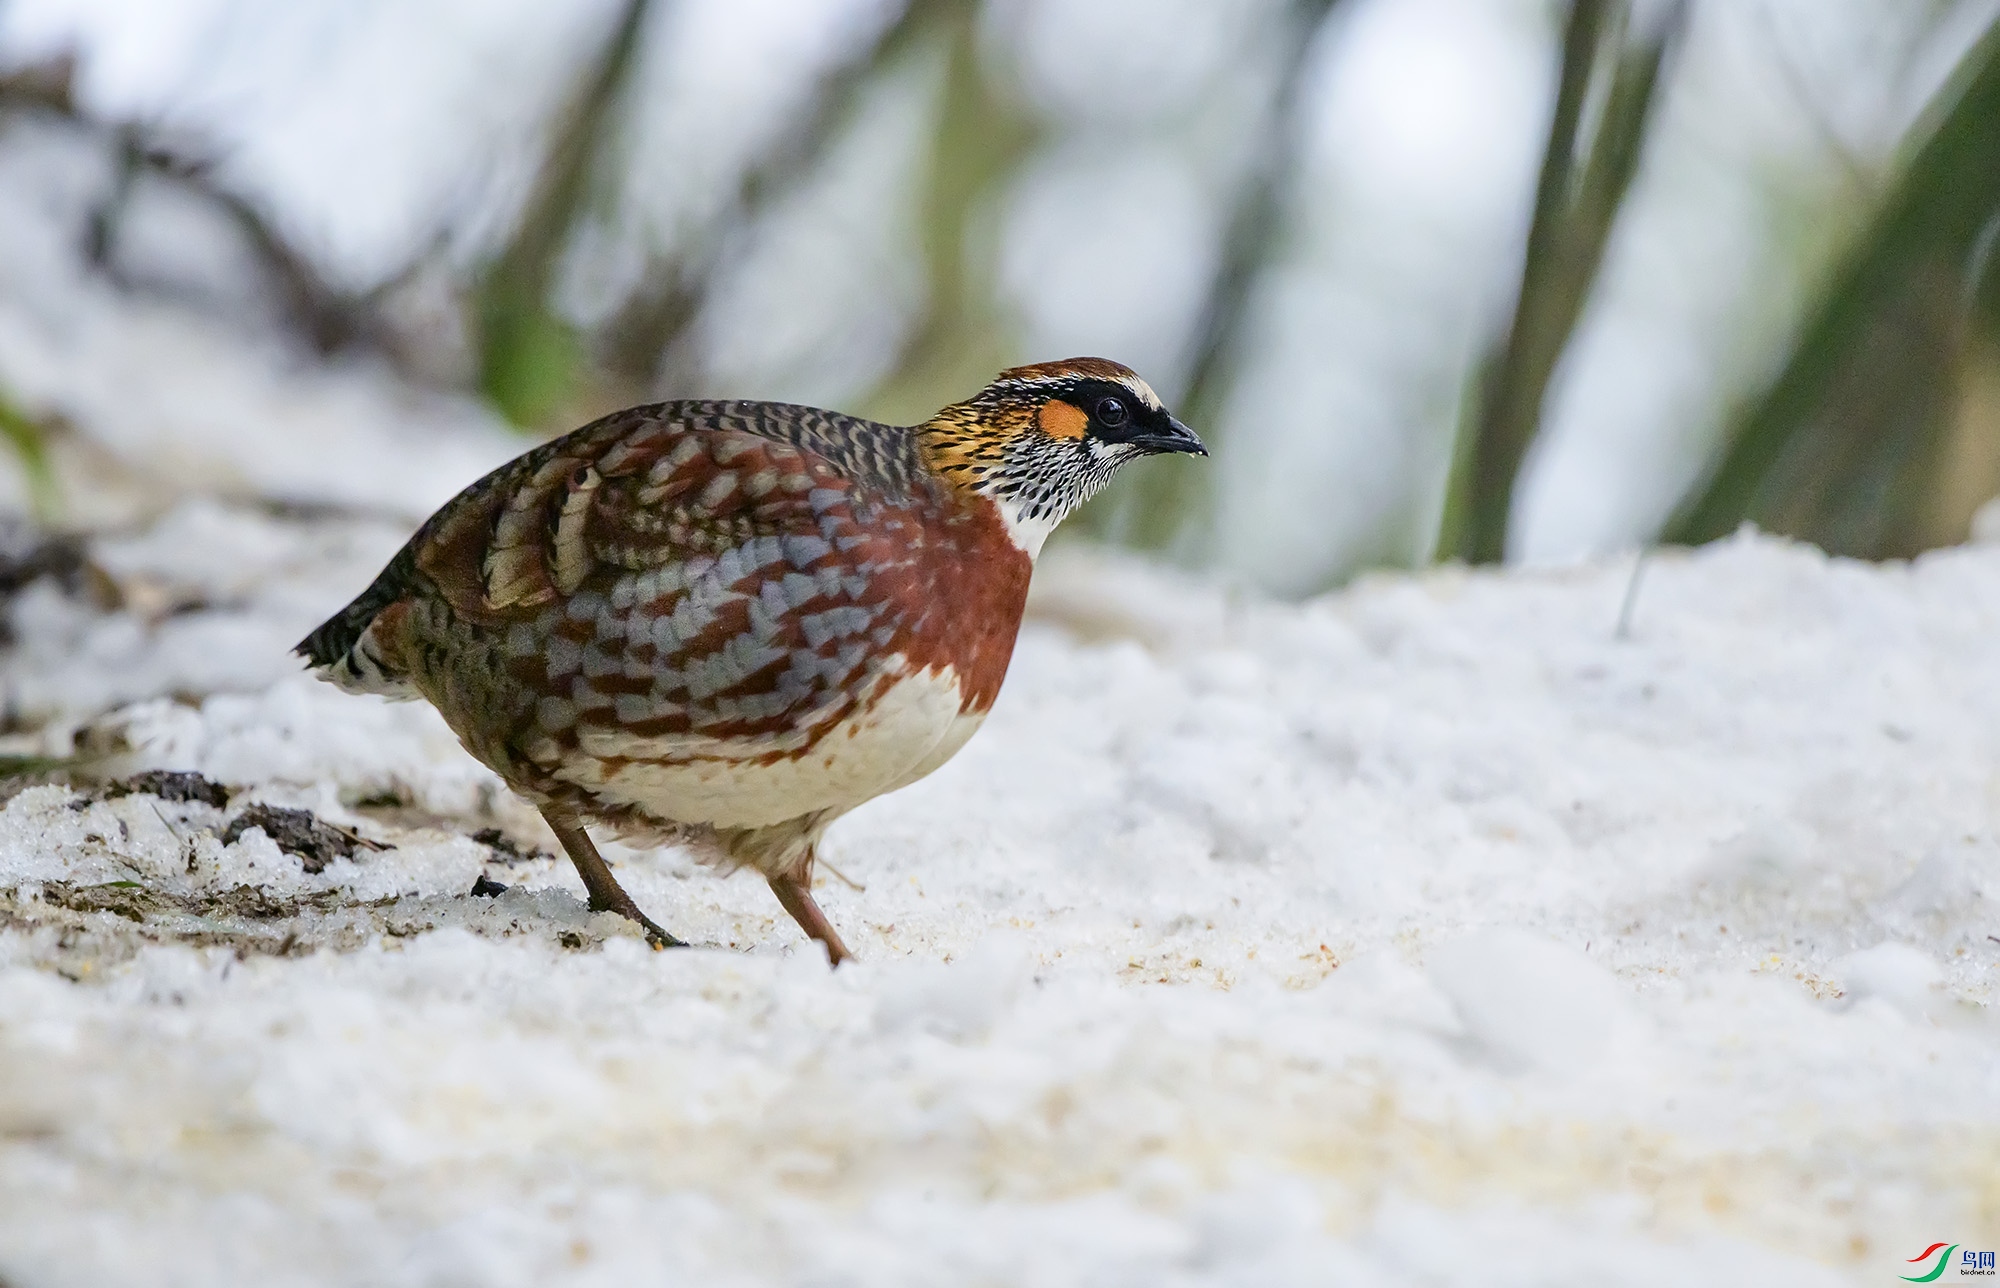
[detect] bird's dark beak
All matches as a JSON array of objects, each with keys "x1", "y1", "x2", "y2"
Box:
[{"x1": 1131, "y1": 414, "x2": 1208, "y2": 457}]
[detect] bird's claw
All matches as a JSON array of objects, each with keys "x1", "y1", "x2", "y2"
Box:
[{"x1": 641, "y1": 921, "x2": 688, "y2": 950}]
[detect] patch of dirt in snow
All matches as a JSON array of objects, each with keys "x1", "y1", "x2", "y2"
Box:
[
  {"x1": 0, "y1": 779, "x2": 634, "y2": 978},
  {"x1": 0, "y1": 508, "x2": 1997, "y2": 1287}
]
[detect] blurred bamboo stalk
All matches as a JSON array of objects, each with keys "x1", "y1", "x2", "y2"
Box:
[
  {"x1": 1101, "y1": 0, "x2": 1342, "y2": 555},
  {"x1": 603, "y1": 0, "x2": 942, "y2": 400},
  {"x1": 476, "y1": 0, "x2": 654, "y2": 428},
  {"x1": 1665, "y1": 15, "x2": 2000, "y2": 558},
  {"x1": 1435, "y1": 0, "x2": 1686, "y2": 564},
  {"x1": 860, "y1": 0, "x2": 1039, "y2": 428}
]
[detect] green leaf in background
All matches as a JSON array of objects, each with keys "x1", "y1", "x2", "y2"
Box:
[
  {"x1": 1666, "y1": 16, "x2": 2000, "y2": 558},
  {"x1": 0, "y1": 391, "x2": 59, "y2": 523}
]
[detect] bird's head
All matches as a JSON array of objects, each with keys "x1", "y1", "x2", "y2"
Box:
[{"x1": 916, "y1": 357, "x2": 1207, "y2": 555}]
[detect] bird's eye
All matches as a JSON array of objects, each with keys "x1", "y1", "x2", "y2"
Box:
[{"x1": 1095, "y1": 397, "x2": 1128, "y2": 428}]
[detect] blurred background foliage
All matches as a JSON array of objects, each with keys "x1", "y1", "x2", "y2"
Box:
[{"x1": 1, "y1": 0, "x2": 1998, "y2": 591}]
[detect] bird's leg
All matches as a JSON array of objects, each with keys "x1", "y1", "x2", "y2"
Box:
[
  {"x1": 540, "y1": 809, "x2": 685, "y2": 949},
  {"x1": 768, "y1": 852, "x2": 852, "y2": 967}
]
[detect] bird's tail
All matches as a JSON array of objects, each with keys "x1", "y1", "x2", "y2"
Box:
[{"x1": 295, "y1": 546, "x2": 421, "y2": 699}]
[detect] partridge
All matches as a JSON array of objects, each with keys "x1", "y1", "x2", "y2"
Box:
[{"x1": 297, "y1": 358, "x2": 1205, "y2": 963}]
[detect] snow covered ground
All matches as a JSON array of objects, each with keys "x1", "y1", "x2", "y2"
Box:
[{"x1": 2, "y1": 503, "x2": 1998, "y2": 1286}]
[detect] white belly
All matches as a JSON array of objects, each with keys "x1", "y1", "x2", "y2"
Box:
[{"x1": 559, "y1": 659, "x2": 986, "y2": 830}]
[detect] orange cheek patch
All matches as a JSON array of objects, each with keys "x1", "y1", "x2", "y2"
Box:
[{"x1": 1037, "y1": 399, "x2": 1090, "y2": 439}]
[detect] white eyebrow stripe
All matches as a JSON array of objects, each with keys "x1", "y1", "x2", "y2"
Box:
[{"x1": 1121, "y1": 376, "x2": 1163, "y2": 410}]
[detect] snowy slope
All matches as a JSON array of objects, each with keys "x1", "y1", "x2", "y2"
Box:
[{"x1": 1, "y1": 509, "x2": 1996, "y2": 1287}]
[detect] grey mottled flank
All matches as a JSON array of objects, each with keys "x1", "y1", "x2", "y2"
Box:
[{"x1": 295, "y1": 400, "x2": 928, "y2": 673}]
